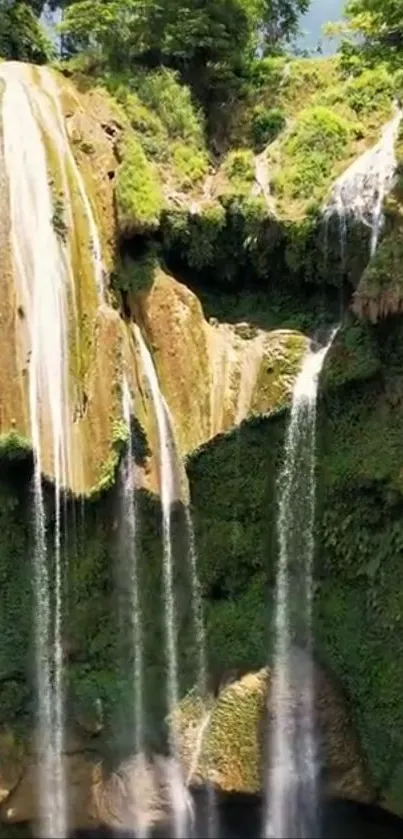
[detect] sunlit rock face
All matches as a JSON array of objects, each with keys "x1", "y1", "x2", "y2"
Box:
[
  {"x1": 133, "y1": 270, "x2": 308, "y2": 458},
  {"x1": 0, "y1": 61, "x2": 124, "y2": 496}
]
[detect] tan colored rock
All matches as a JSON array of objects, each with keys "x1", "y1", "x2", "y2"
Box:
[
  {"x1": 0, "y1": 62, "x2": 125, "y2": 496},
  {"x1": 0, "y1": 729, "x2": 26, "y2": 806},
  {"x1": 173, "y1": 664, "x2": 374, "y2": 804},
  {"x1": 1, "y1": 752, "x2": 96, "y2": 829},
  {"x1": 134, "y1": 270, "x2": 308, "y2": 458},
  {"x1": 91, "y1": 754, "x2": 191, "y2": 833}
]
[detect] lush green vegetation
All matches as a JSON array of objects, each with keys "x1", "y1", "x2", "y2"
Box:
[
  {"x1": 340, "y1": 0, "x2": 403, "y2": 70},
  {"x1": 0, "y1": 0, "x2": 53, "y2": 62},
  {"x1": 115, "y1": 135, "x2": 164, "y2": 234}
]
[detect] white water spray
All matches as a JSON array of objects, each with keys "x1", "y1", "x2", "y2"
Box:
[
  {"x1": 265, "y1": 330, "x2": 337, "y2": 839},
  {"x1": 325, "y1": 108, "x2": 402, "y2": 257}
]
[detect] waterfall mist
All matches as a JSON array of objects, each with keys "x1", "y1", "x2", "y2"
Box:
[{"x1": 265, "y1": 331, "x2": 337, "y2": 839}]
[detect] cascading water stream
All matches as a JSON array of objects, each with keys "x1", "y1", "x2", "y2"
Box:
[
  {"x1": 0, "y1": 62, "x2": 105, "y2": 838},
  {"x1": 134, "y1": 326, "x2": 187, "y2": 837},
  {"x1": 121, "y1": 377, "x2": 146, "y2": 837},
  {"x1": 325, "y1": 107, "x2": 402, "y2": 258},
  {"x1": 134, "y1": 326, "x2": 212, "y2": 836},
  {"x1": 0, "y1": 63, "x2": 70, "y2": 838},
  {"x1": 38, "y1": 67, "x2": 105, "y2": 299},
  {"x1": 265, "y1": 331, "x2": 337, "y2": 839}
]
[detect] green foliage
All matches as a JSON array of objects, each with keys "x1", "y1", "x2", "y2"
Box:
[
  {"x1": 323, "y1": 317, "x2": 381, "y2": 390},
  {"x1": 172, "y1": 142, "x2": 209, "y2": 190},
  {"x1": 273, "y1": 106, "x2": 351, "y2": 201},
  {"x1": 341, "y1": 0, "x2": 403, "y2": 69},
  {"x1": 162, "y1": 204, "x2": 227, "y2": 271},
  {"x1": 111, "y1": 248, "x2": 158, "y2": 295},
  {"x1": 115, "y1": 134, "x2": 164, "y2": 234},
  {"x1": 223, "y1": 149, "x2": 256, "y2": 195},
  {"x1": 128, "y1": 69, "x2": 205, "y2": 147},
  {"x1": 251, "y1": 105, "x2": 286, "y2": 149},
  {"x1": 61, "y1": 0, "x2": 311, "y2": 113},
  {"x1": 0, "y1": 0, "x2": 53, "y2": 63},
  {"x1": 345, "y1": 67, "x2": 395, "y2": 116},
  {"x1": 259, "y1": 0, "x2": 310, "y2": 52}
]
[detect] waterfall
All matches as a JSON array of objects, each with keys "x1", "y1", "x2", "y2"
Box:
[
  {"x1": 0, "y1": 62, "x2": 104, "y2": 837},
  {"x1": 265, "y1": 330, "x2": 337, "y2": 839},
  {"x1": 134, "y1": 326, "x2": 187, "y2": 837},
  {"x1": 134, "y1": 325, "x2": 212, "y2": 836},
  {"x1": 121, "y1": 377, "x2": 145, "y2": 836},
  {"x1": 325, "y1": 108, "x2": 402, "y2": 257},
  {"x1": 38, "y1": 67, "x2": 105, "y2": 299}
]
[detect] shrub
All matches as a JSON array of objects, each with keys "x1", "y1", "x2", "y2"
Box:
[
  {"x1": 130, "y1": 69, "x2": 205, "y2": 147},
  {"x1": 274, "y1": 106, "x2": 351, "y2": 201},
  {"x1": 111, "y1": 86, "x2": 168, "y2": 160},
  {"x1": 345, "y1": 68, "x2": 395, "y2": 116},
  {"x1": 223, "y1": 149, "x2": 255, "y2": 195},
  {"x1": 252, "y1": 106, "x2": 286, "y2": 149},
  {"x1": 172, "y1": 142, "x2": 209, "y2": 190},
  {"x1": 0, "y1": 1, "x2": 53, "y2": 64},
  {"x1": 115, "y1": 135, "x2": 164, "y2": 234},
  {"x1": 111, "y1": 250, "x2": 158, "y2": 295}
]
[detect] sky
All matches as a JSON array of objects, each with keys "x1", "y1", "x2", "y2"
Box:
[{"x1": 297, "y1": 0, "x2": 346, "y2": 55}]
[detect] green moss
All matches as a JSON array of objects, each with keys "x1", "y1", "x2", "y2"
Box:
[
  {"x1": 88, "y1": 418, "x2": 129, "y2": 499},
  {"x1": 251, "y1": 332, "x2": 307, "y2": 414},
  {"x1": 0, "y1": 432, "x2": 31, "y2": 461},
  {"x1": 116, "y1": 134, "x2": 164, "y2": 234},
  {"x1": 322, "y1": 317, "x2": 382, "y2": 389},
  {"x1": 353, "y1": 233, "x2": 403, "y2": 322}
]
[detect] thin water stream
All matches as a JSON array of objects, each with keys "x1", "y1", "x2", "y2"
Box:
[
  {"x1": 121, "y1": 378, "x2": 146, "y2": 836},
  {"x1": 265, "y1": 331, "x2": 337, "y2": 839}
]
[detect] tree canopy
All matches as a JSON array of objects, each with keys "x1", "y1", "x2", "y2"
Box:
[
  {"x1": 343, "y1": 0, "x2": 403, "y2": 67},
  {"x1": 60, "y1": 0, "x2": 310, "y2": 106},
  {"x1": 0, "y1": 0, "x2": 53, "y2": 61}
]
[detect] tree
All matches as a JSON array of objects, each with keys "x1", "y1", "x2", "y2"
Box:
[
  {"x1": 0, "y1": 0, "x2": 53, "y2": 61},
  {"x1": 260, "y1": 0, "x2": 310, "y2": 51},
  {"x1": 342, "y1": 0, "x2": 403, "y2": 67},
  {"x1": 61, "y1": 0, "x2": 311, "y2": 90},
  {"x1": 61, "y1": 0, "x2": 262, "y2": 102}
]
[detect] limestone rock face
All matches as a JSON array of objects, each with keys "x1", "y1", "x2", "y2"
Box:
[
  {"x1": 0, "y1": 62, "x2": 124, "y2": 496},
  {"x1": 1, "y1": 753, "x2": 95, "y2": 829},
  {"x1": 134, "y1": 270, "x2": 308, "y2": 458},
  {"x1": 173, "y1": 665, "x2": 374, "y2": 804}
]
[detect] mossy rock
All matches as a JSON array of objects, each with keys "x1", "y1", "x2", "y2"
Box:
[{"x1": 174, "y1": 666, "x2": 373, "y2": 801}]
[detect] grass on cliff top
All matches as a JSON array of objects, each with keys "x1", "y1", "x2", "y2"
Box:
[
  {"x1": 221, "y1": 58, "x2": 399, "y2": 220},
  {"x1": 68, "y1": 53, "x2": 401, "y2": 229}
]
